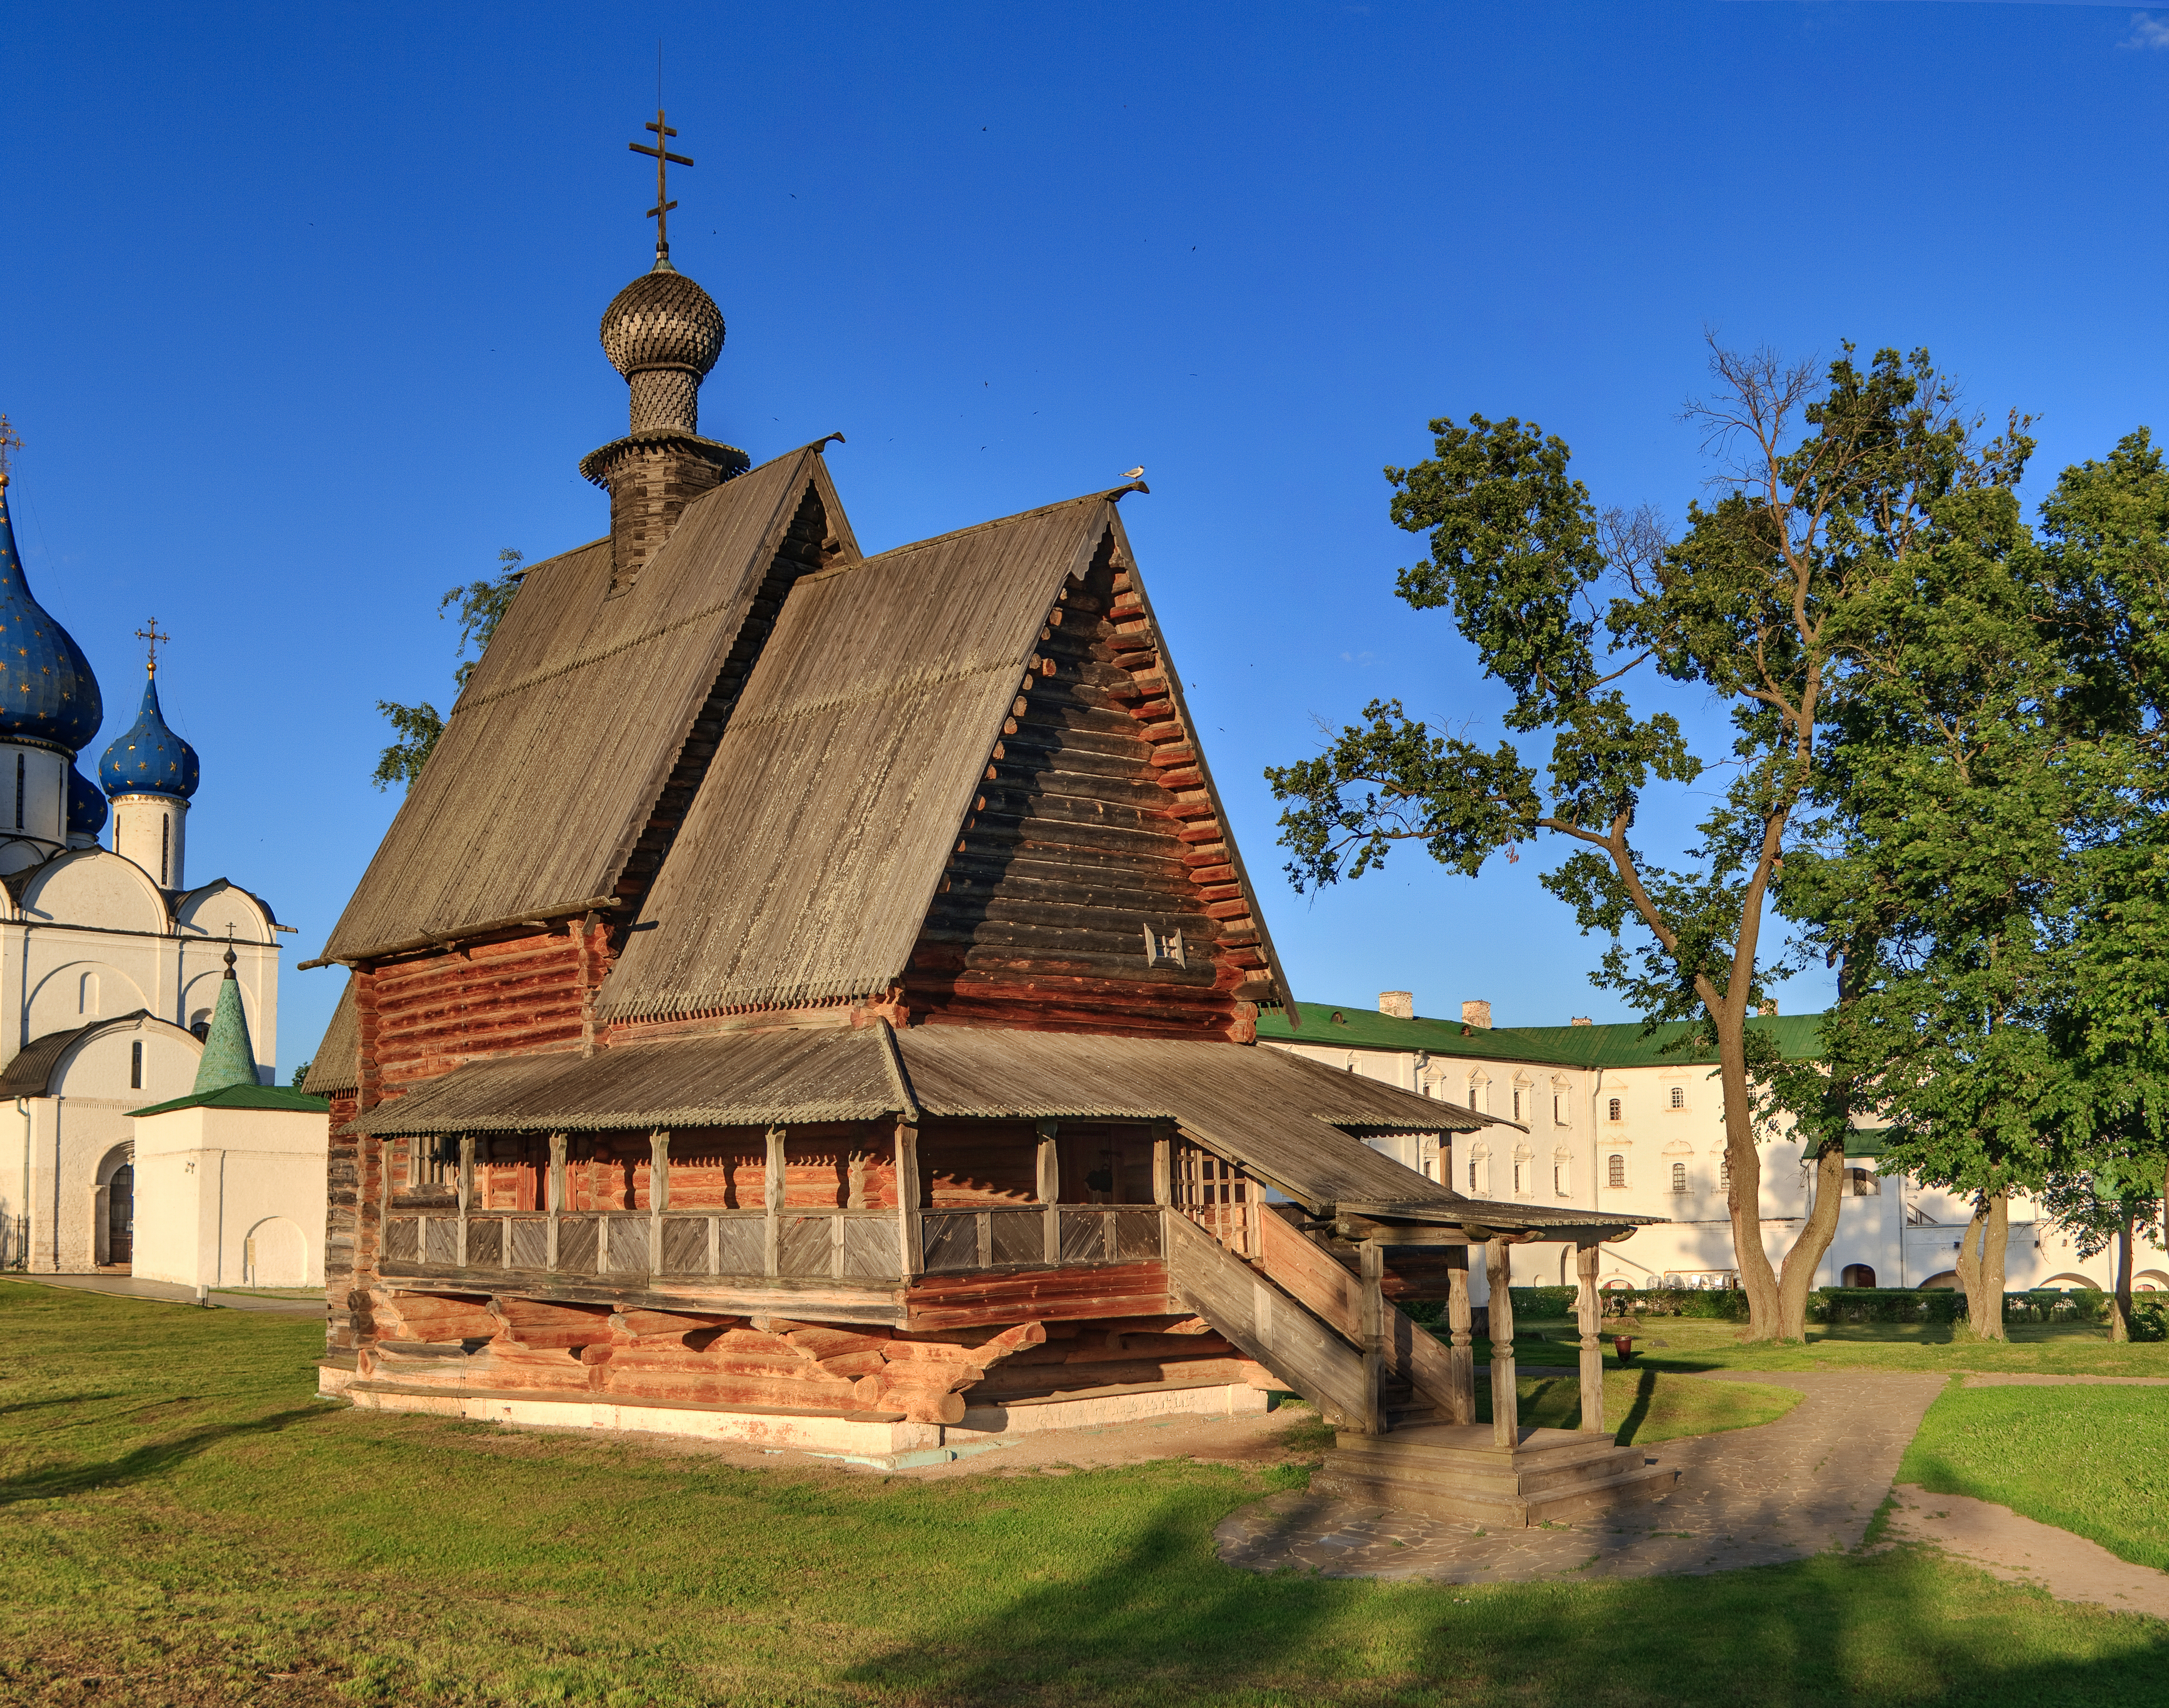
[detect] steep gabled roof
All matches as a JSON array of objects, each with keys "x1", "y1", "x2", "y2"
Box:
[
  {"x1": 300, "y1": 979, "x2": 359, "y2": 1096},
  {"x1": 313, "y1": 444, "x2": 856, "y2": 965},
  {"x1": 597, "y1": 490, "x2": 1125, "y2": 1020}
]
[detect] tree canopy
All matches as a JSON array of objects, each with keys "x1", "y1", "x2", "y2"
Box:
[{"x1": 372, "y1": 547, "x2": 524, "y2": 791}]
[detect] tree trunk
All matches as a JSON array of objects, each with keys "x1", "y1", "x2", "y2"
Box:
[
  {"x1": 1968, "y1": 1191, "x2": 2010, "y2": 1341},
  {"x1": 2109, "y1": 1214, "x2": 2134, "y2": 1344},
  {"x1": 1953, "y1": 1199, "x2": 1986, "y2": 1323},
  {"x1": 1775, "y1": 1137, "x2": 1848, "y2": 1340},
  {"x1": 1713, "y1": 1008, "x2": 1784, "y2": 1340}
]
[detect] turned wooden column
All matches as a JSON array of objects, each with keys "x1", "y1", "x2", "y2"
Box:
[
  {"x1": 1487, "y1": 1237, "x2": 1519, "y2": 1448},
  {"x1": 456, "y1": 1136, "x2": 474, "y2": 1267},
  {"x1": 1360, "y1": 1237, "x2": 1387, "y2": 1435},
  {"x1": 1576, "y1": 1239, "x2": 1606, "y2": 1433},
  {"x1": 1037, "y1": 1120, "x2": 1060, "y2": 1263},
  {"x1": 895, "y1": 1120, "x2": 922, "y2": 1277},
  {"x1": 764, "y1": 1126, "x2": 786, "y2": 1277},
  {"x1": 546, "y1": 1132, "x2": 566, "y2": 1269},
  {"x1": 1445, "y1": 1242, "x2": 1476, "y2": 1426},
  {"x1": 649, "y1": 1130, "x2": 670, "y2": 1282}
]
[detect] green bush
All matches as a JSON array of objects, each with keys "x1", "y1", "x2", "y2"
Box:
[
  {"x1": 1598, "y1": 1286, "x2": 1751, "y2": 1320},
  {"x1": 1808, "y1": 1288, "x2": 1963, "y2": 1325},
  {"x1": 2128, "y1": 1299, "x2": 2167, "y2": 1342},
  {"x1": 1508, "y1": 1285, "x2": 1580, "y2": 1319}
]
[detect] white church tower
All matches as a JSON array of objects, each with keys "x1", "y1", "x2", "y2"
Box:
[{"x1": 99, "y1": 642, "x2": 198, "y2": 889}]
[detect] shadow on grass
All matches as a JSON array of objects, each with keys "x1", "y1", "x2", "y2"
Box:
[
  {"x1": 844, "y1": 1487, "x2": 2169, "y2": 1707},
  {"x1": 0, "y1": 1405, "x2": 326, "y2": 1505}
]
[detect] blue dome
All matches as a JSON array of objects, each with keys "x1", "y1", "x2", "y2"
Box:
[
  {"x1": 0, "y1": 480, "x2": 103, "y2": 752},
  {"x1": 99, "y1": 673, "x2": 198, "y2": 801},
  {"x1": 67, "y1": 763, "x2": 107, "y2": 837}
]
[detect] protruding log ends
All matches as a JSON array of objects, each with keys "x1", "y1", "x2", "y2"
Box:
[{"x1": 581, "y1": 432, "x2": 751, "y2": 596}]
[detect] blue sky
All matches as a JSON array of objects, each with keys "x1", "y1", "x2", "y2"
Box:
[{"x1": 1, "y1": 1, "x2": 2163, "y2": 1070}]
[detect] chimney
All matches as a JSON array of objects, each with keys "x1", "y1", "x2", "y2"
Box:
[
  {"x1": 1461, "y1": 999, "x2": 1491, "y2": 1030},
  {"x1": 1570, "y1": 1016, "x2": 1592, "y2": 1026},
  {"x1": 581, "y1": 259, "x2": 750, "y2": 593},
  {"x1": 1378, "y1": 991, "x2": 1414, "y2": 1020}
]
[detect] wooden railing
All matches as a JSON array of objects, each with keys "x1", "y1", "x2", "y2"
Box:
[{"x1": 379, "y1": 1203, "x2": 1159, "y2": 1285}]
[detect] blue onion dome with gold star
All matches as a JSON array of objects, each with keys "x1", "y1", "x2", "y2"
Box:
[
  {"x1": 0, "y1": 475, "x2": 103, "y2": 752},
  {"x1": 99, "y1": 669, "x2": 198, "y2": 800},
  {"x1": 67, "y1": 762, "x2": 107, "y2": 838}
]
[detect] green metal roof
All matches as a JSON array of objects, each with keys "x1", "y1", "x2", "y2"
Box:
[
  {"x1": 128, "y1": 1082, "x2": 332, "y2": 1119},
  {"x1": 1257, "y1": 1001, "x2": 1824, "y2": 1068}
]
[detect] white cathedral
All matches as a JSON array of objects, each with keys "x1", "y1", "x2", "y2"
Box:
[{"x1": 0, "y1": 468, "x2": 301, "y2": 1279}]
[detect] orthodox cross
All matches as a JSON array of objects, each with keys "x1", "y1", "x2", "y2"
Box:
[
  {"x1": 136, "y1": 618, "x2": 171, "y2": 675},
  {"x1": 629, "y1": 109, "x2": 693, "y2": 262}
]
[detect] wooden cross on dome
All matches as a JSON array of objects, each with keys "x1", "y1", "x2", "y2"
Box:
[
  {"x1": 629, "y1": 108, "x2": 693, "y2": 261},
  {"x1": 136, "y1": 617, "x2": 170, "y2": 675}
]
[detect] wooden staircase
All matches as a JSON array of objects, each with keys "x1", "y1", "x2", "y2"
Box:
[{"x1": 1315, "y1": 1422, "x2": 1674, "y2": 1526}]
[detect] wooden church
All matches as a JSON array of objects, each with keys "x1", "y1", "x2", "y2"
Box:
[{"x1": 303, "y1": 120, "x2": 1664, "y2": 1519}]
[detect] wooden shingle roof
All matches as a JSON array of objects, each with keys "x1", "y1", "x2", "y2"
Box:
[
  {"x1": 311, "y1": 444, "x2": 855, "y2": 966},
  {"x1": 598, "y1": 490, "x2": 1146, "y2": 1020}
]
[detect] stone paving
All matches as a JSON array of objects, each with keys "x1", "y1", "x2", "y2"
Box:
[
  {"x1": 1215, "y1": 1369, "x2": 1945, "y2": 1582},
  {"x1": 1883, "y1": 1483, "x2": 2169, "y2": 1618},
  {"x1": 3, "y1": 1273, "x2": 325, "y2": 1315}
]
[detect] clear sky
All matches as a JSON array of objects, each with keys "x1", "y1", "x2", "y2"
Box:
[{"x1": 1, "y1": 1, "x2": 2163, "y2": 1071}]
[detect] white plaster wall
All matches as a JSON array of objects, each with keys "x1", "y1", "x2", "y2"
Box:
[
  {"x1": 1267, "y1": 1032, "x2": 2165, "y2": 1298},
  {"x1": 110, "y1": 795, "x2": 187, "y2": 890},
  {"x1": 131, "y1": 1105, "x2": 327, "y2": 1288}
]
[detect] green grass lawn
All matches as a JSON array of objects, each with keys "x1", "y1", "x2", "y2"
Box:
[
  {"x1": 1900, "y1": 1383, "x2": 2169, "y2": 1574},
  {"x1": 1480, "y1": 1367, "x2": 1802, "y2": 1444},
  {"x1": 4, "y1": 1280, "x2": 2167, "y2": 1707},
  {"x1": 1533, "y1": 1314, "x2": 2169, "y2": 1377}
]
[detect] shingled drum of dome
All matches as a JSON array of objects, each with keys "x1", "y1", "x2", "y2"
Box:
[{"x1": 600, "y1": 267, "x2": 724, "y2": 378}]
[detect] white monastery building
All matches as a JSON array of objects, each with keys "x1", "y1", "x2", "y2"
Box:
[
  {"x1": 0, "y1": 468, "x2": 320, "y2": 1282},
  {"x1": 1261, "y1": 993, "x2": 2169, "y2": 1298}
]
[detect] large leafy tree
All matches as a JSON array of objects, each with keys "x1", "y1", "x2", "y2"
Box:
[
  {"x1": 1267, "y1": 344, "x2": 2030, "y2": 1341},
  {"x1": 372, "y1": 548, "x2": 525, "y2": 790}
]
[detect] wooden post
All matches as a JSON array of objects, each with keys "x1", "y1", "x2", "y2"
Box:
[
  {"x1": 546, "y1": 1132, "x2": 566, "y2": 1269},
  {"x1": 1487, "y1": 1237, "x2": 1519, "y2": 1449},
  {"x1": 1152, "y1": 1127, "x2": 1173, "y2": 1207},
  {"x1": 1360, "y1": 1237, "x2": 1386, "y2": 1435},
  {"x1": 1576, "y1": 1239, "x2": 1605, "y2": 1433},
  {"x1": 896, "y1": 1120, "x2": 922, "y2": 1277},
  {"x1": 649, "y1": 1129, "x2": 669, "y2": 1282},
  {"x1": 1445, "y1": 1242, "x2": 1475, "y2": 1426},
  {"x1": 764, "y1": 1126, "x2": 785, "y2": 1277},
  {"x1": 1037, "y1": 1120, "x2": 1060, "y2": 1264},
  {"x1": 456, "y1": 1136, "x2": 474, "y2": 1267}
]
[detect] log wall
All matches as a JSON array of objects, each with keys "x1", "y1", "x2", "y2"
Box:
[{"x1": 904, "y1": 544, "x2": 1270, "y2": 1040}]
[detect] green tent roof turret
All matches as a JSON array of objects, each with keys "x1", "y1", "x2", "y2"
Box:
[{"x1": 192, "y1": 945, "x2": 260, "y2": 1094}]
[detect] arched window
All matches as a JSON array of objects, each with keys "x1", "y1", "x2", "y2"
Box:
[
  {"x1": 1553, "y1": 1154, "x2": 1571, "y2": 1197},
  {"x1": 1468, "y1": 1145, "x2": 1490, "y2": 1195},
  {"x1": 1468, "y1": 1080, "x2": 1486, "y2": 1113},
  {"x1": 79, "y1": 972, "x2": 99, "y2": 1016},
  {"x1": 1719, "y1": 1151, "x2": 1732, "y2": 1187},
  {"x1": 1670, "y1": 1161, "x2": 1688, "y2": 1194},
  {"x1": 1607, "y1": 1153, "x2": 1626, "y2": 1188},
  {"x1": 1552, "y1": 1091, "x2": 1567, "y2": 1126},
  {"x1": 1669, "y1": 1086, "x2": 1685, "y2": 1109},
  {"x1": 1512, "y1": 1087, "x2": 1523, "y2": 1120},
  {"x1": 1841, "y1": 1263, "x2": 1877, "y2": 1289},
  {"x1": 1608, "y1": 1097, "x2": 1622, "y2": 1122},
  {"x1": 1512, "y1": 1154, "x2": 1528, "y2": 1194}
]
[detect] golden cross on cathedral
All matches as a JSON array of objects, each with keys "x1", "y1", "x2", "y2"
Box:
[
  {"x1": 629, "y1": 108, "x2": 693, "y2": 262},
  {"x1": 136, "y1": 618, "x2": 171, "y2": 675},
  {"x1": 0, "y1": 415, "x2": 22, "y2": 484}
]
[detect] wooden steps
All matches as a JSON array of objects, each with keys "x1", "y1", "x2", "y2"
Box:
[{"x1": 1314, "y1": 1423, "x2": 1674, "y2": 1527}]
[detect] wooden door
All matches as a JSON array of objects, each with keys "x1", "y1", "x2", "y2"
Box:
[{"x1": 107, "y1": 1165, "x2": 134, "y2": 1266}]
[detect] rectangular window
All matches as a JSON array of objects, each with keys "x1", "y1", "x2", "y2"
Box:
[
  {"x1": 1554, "y1": 1161, "x2": 1569, "y2": 1196},
  {"x1": 1669, "y1": 1086, "x2": 1685, "y2": 1109},
  {"x1": 1671, "y1": 1161, "x2": 1688, "y2": 1193},
  {"x1": 130, "y1": 1040, "x2": 142, "y2": 1090},
  {"x1": 13, "y1": 753, "x2": 21, "y2": 832},
  {"x1": 1512, "y1": 1087, "x2": 1522, "y2": 1120},
  {"x1": 1607, "y1": 1153, "x2": 1626, "y2": 1188},
  {"x1": 1553, "y1": 1092, "x2": 1566, "y2": 1125},
  {"x1": 160, "y1": 815, "x2": 170, "y2": 886}
]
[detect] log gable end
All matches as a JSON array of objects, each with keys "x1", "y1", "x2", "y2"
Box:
[{"x1": 906, "y1": 537, "x2": 1275, "y2": 1040}]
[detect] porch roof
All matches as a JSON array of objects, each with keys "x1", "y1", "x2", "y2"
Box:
[{"x1": 342, "y1": 1024, "x2": 1624, "y2": 1228}]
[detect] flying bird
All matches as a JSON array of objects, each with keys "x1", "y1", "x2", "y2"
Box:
[{"x1": 1122, "y1": 466, "x2": 1145, "y2": 480}]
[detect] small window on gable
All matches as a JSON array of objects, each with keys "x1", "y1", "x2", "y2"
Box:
[
  {"x1": 1607, "y1": 1153, "x2": 1626, "y2": 1188},
  {"x1": 1671, "y1": 1161, "x2": 1688, "y2": 1194},
  {"x1": 1669, "y1": 1086, "x2": 1685, "y2": 1109},
  {"x1": 1143, "y1": 925, "x2": 1186, "y2": 969},
  {"x1": 130, "y1": 1040, "x2": 143, "y2": 1090},
  {"x1": 1608, "y1": 1096, "x2": 1622, "y2": 1122}
]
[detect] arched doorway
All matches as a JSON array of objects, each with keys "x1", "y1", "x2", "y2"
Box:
[
  {"x1": 107, "y1": 1165, "x2": 134, "y2": 1266},
  {"x1": 1841, "y1": 1263, "x2": 1876, "y2": 1289}
]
